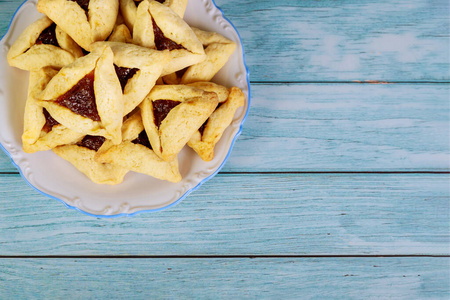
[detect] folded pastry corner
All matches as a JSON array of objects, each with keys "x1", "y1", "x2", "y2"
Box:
[
  {"x1": 161, "y1": 0, "x2": 189, "y2": 19},
  {"x1": 52, "y1": 135, "x2": 129, "y2": 185},
  {"x1": 22, "y1": 67, "x2": 85, "y2": 153},
  {"x1": 120, "y1": 0, "x2": 188, "y2": 33},
  {"x1": 180, "y1": 27, "x2": 236, "y2": 84},
  {"x1": 37, "y1": 0, "x2": 119, "y2": 50},
  {"x1": 37, "y1": 44, "x2": 124, "y2": 144},
  {"x1": 140, "y1": 85, "x2": 219, "y2": 162},
  {"x1": 187, "y1": 85, "x2": 245, "y2": 161},
  {"x1": 132, "y1": 0, "x2": 205, "y2": 75},
  {"x1": 95, "y1": 109, "x2": 182, "y2": 182},
  {"x1": 108, "y1": 24, "x2": 133, "y2": 44},
  {"x1": 7, "y1": 16, "x2": 83, "y2": 71},
  {"x1": 89, "y1": 41, "x2": 171, "y2": 115}
]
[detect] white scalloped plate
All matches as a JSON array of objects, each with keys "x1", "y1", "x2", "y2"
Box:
[{"x1": 0, "y1": 0, "x2": 250, "y2": 217}]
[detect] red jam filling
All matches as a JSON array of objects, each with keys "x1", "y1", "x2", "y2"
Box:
[
  {"x1": 42, "y1": 108, "x2": 59, "y2": 133},
  {"x1": 55, "y1": 70, "x2": 101, "y2": 121},
  {"x1": 132, "y1": 130, "x2": 152, "y2": 150},
  {"x1": 176, "y1": 67, "x2": 188, "y2": 79},
  {"x1": 198, "y1": 121, "x2": 207, "y2": 136},
  {"x1": 77, "y1": 135, "x2": 105, "y2": 151},
  {"x1": 69, "y1": 0, "x2": 90, "y2": 17},
  {"x1": 114, "y1": 65, "x2": 139, "y2": 92},
  {"x1": 36, "y1": 23, "x2": 59, "y2": 47},
  {"x1": 152, "y1": 19, "x2": 186, "y2": 51},
  {"x1": 152, "y1": 100, "x2": 181, "y2": 128}
]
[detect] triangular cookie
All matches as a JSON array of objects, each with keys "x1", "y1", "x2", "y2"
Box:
[
  {"x1": 37, "y1": 0, "x2": 119, "y2": 49},
  {"x1": 95, "y1": 109, "x2": 182, "y2": 182},
  {"x1": 132, "y1": 0, "x2": 205, "y2": 75},
  {"x1": 7, "y1": 16, "x2": 83, "y2": 71},
  {"x1": 121, "y1": 0, "x2": 188, "y2": 31},
  {"x1": 187, "y1": 83, "x2": 245, "y2": 161},
  {"x1": 37, "y1": 44, "x2": 124, "y2": 144},
  {"x1": 163, "y1": 27, "x2": 236, "y2": 84},
  {"x1": 22, "y1": 67, "x2": 85, "y2": 153},
  {"x1": 139, "y1": 85, "x2": 218, "y2": 162},
  {"x1": 52, "y1": 134, "x2": 129, "y2": 185},
  {"x1": 89, "y1": 41, "x2": 171, "y2": 115}
]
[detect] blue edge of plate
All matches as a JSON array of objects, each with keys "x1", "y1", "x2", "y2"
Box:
[{"x1": 0, "y1": 0, "x2": 251, "y2": 218}]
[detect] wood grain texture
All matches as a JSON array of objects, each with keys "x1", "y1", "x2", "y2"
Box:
[
  {"x1": 0, "y1": 174, "x2": 448, "y2": 256},
  {"x1": 215, "y1": 0, "x2": 450, "y2": 82},
  {"x1": 1, "y1": 0, "x2": 449, "y2": 82},
  {"x1": 0, "y1": 83, "x2": 448, "y2": 172},
  {"x1": 0, "y1": 0, "x2": 449, "y2": 297},
  {"x1": 0, "y1": 1, "x2": 18, "y2": 37},
  {"x1": 229, "y1": 83, "x2": 450, "y2": 172},
  {"x1": 1, "y1": 257, "x2": 449, "y2": 299}
]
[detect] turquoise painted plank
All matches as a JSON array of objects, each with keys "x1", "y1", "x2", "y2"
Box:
[
  {"x1": 0, "y1": 0, "x2": 22, "y2": 40},
  {"x1": 0, "y1": 257, "x2": 449, "y2": 299},
  {"x1": 226, "y1": 83, "x2": 450, "y2": 172},
  {"x1": 1, "y1": 0, "x2": 449, "y2": 82},
  {"x1": 0, "y1": 174, "x2": 448, "y2": 256},
  {"x1": 214, "y1": 0, "x2": 450, "y2": 82},
  {"x1": 0, "y1": 83, "x2": 448, "y2": 172}
]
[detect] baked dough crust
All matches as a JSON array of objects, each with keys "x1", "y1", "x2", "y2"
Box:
[
  {"x1": 187, "y1": 82, "x2": 230, "y2": 103},
  {"x1": 108, "y1": 24, "x2": 133, "y2": 44},
  {"x1": 7, "y1": 16, "x2": 83, "y2": 71},
  {"x1": 95, "y1": 110, "x2": 182, "y2": 182},
  {"x1": 121, "y1": 0, "x2": 188, "y2": 32},
  {"x1": 140, "y1": 85, "x2": 219, "y2": 161},
  {"x1": 37, "y1": 0, "x2": 119, "y2": 50},
  {"x1": 107, "y1": 12, "x2": 133, "y2": 43},
  {"x1": 52, "y1": 143, "x2": 129, "y2": 185},
  {"x1": 181, "y1": 27, "x2": 236, "y2": 83},
  {"x1": 132, "y1": 0, "x2": 205, "y2": 75},
  {"x1": 161, "y1": 0, "x2": 189, "y2": 18},
  {"x1": 37, "y1": 45, "x2": 124, "y2": 144},
  {"x1": 89, "y1": 41, "x2": 171, "y2": 115},
  {"x1": 187, "y1": 86, "x2": 245, "y2": 161},
  {"x1": 163, "y1": 27, "x2": 236, "y2": 84},
  {"x1": 22, "y1": 67, "x2": 85, "y2": 153}
]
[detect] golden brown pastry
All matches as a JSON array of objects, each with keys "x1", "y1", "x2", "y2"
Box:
[
  {"x1": 52, "y1": 135, "x2": 129, "y2": 185},
  {"x1": 132, "y1": 0, "x2": 205, "y2": 75},
  {"x1": 22, "y1": 67, "x2": 85, "y2": 153},
  {"x1": 89, "y1": 41, "x2": 171, "y2": 115},
  {"x1": 164, "y1": 27, "x2": 236, "y2": 84},
  {"x1": 95, "y1": 110, "x2": 182, "y2": 182},
  {"x1": 37, "y1": 0, "x2": 119, "y2": 50},
  {"x1": 162, "y1": 0, "x2": 189, "y2": 18},
  {"x1": 181, "y1": 27, "x2": 236, "y2": 83},
  {"x1": 37, "y1": 44, "x2": 124, "y2": 144},
  {"x1": 120, "y1": 0, "x2": 188, "y2": 32},
  {"x1": 187, "y1": 85, "x2": 245, "y2": 161},
  {"x1": 140, "y1": 85, "x2": 219, "y2": 162},
  {"x1": 108, "y1": 24, "x2": 133, "y2": 44},
  {"x1": 107, "y1": 10, "x2": 133, "y2": 43},
  {"x1": 7, "y1": 16, "x2": 83, "y2": 71},
  {"x1": 187, "y1": 82, "x2": 230, "y2": 102}
]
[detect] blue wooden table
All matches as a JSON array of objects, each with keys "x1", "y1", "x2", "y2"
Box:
[{"x1": 1, "y1": 0, "x2": 449, "y2": 298}]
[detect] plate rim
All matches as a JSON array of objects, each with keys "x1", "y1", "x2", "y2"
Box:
[{"x1": 0, "y1": 0, "x2": 251, "y2": 218}]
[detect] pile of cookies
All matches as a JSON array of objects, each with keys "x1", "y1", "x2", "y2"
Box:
[{"x1": 7, "y1": 0, "x2": 245, "y2": 184}]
